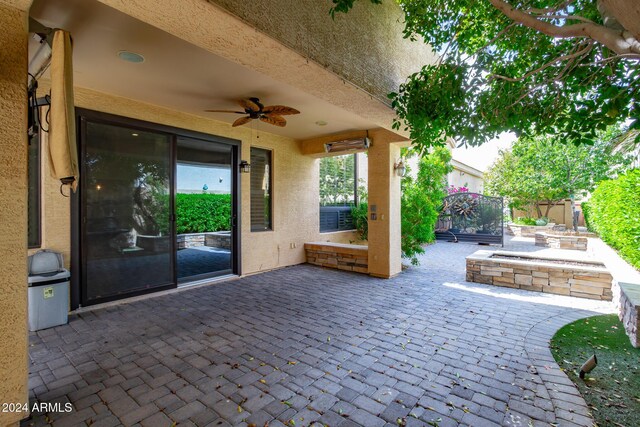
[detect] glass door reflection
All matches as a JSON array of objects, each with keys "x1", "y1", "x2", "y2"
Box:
[{"x1": 82, "y1": 121, "x2": 173, "y2": 303}]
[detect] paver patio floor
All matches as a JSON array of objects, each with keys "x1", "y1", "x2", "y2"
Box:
[{"x1": 24, "y1": 238, "x2": 613, "y2": 427}]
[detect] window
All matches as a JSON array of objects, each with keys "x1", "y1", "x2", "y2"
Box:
[
  {"x1": 250, "y1": 148, "x2": 272, "y2": 231},
  {"x1": 319, "y1": 154, "x2": 357, "y2": 232},
  {"x1": 28, "y1": 133, "x2": 41, "y2": 248}
]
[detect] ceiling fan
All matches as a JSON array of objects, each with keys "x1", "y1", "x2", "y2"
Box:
[{"x1": 206, "y1": 97, "x2": 300, "y2": 128}]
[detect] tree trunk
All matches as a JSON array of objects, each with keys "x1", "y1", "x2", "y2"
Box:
[
  {"x1": 570, "y1": 196, "x2": 578, "y2": 232},
  {"x1": 599, "y1": 0, "x2": 640, "y2": 40},
  {"x1": 535, "y1": 202, "x2": 542, "y2": 218},
  {"x1": 544, "y1": 201, "x2": 553, "y2": 218}
]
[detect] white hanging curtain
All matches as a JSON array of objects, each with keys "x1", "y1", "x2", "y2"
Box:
[{"x1": 48, "y1": 29, "x2": 78, "y2": 191}]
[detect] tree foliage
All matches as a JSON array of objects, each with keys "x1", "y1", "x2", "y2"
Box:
[
  {"x1": 319, "y1": 154, "x2": 356, "y2": 205},
  {"x1": 331, "y1": 0, "x2": 640, "y2": 150},
  {"x1": 401, "y1": 146, "x2": 452, "y2": 264},
  {"x1": 484, "y1": 128, "x2": 632, "y2": 221},
  {"x1": 350, "y1": 147, "x2": 452, "y2": 265}
]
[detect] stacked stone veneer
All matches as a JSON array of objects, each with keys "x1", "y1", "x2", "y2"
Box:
[
  {"x1": 534, "y1": 231, "x2": 596, "y2": 251},
  {"x1": 507, "y1": 223, "x2": 568, "y2": 237},
  {"x1": 305, "y1": 242, "x2": 368, "y2": 274},
  {"x1": 466, "y1": 250, "x2": 613, "y2": 300},
  {"x1": 205, "y1": 233, "x2": 231, "y2": 250},
  {"x1": 177, "y1": 232, "x2": 231, "y2": 249},
  {"x1": 614, "y1": 283, "x2": 640, "y2": 347}
]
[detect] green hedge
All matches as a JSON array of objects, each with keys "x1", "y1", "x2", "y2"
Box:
[
  {"x1": 176, "y1": 193, "x2": 231, "y2": 234},
  {"x1": 587, "y1": 170, "x2": 640, "y2": 269}
]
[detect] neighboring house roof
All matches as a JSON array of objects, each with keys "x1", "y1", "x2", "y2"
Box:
[{"x1": 450, "y1": 159, "x2": 484, "y2": 178}]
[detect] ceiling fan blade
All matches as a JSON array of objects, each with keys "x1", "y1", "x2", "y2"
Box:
[
  {"x1": 238, "y1": 98, "x2": 261, "y2": 112},
  {"x1": 205, "y1": 109, "x2": 246, "y2": 114},
  {"x1": 260, "y1": 115, "x2": 286, "y2": 127},
  {"x1": 232, "y1": 116, "x2": 253, "y2": 127},
  {"x1": 262, "y1": 105, "x2": 300, "y2": 116}
]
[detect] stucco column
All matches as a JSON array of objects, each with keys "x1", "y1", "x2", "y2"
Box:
[
  {"x1": 0, "y1": 3, "x2": 30, "y2": 425},
  {"x1": 367, "y1": 139, "x2": 402, "y2": 278}
]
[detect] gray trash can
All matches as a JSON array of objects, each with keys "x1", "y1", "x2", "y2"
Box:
[
  {"x1": 28, "y1": 270, "x2": 70, "y2": 331},
  {"x1": 27, "y1": 249, "x2": 70, "y2": 332}
]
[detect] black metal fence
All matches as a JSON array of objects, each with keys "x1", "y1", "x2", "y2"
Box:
[
  {"x1": 320, "y1": 205, "x2": 354, "y2": 232},
  {"x1": 435, "y1": 193, "x2": 504, "y2": 245}
]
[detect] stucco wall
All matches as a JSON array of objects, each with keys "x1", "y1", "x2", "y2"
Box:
[
  {"x1": 513, "y1": 200, "x2": 573, "y2": 227},
  {"x1": 35, "y1": 82, "x2": 360, "y2": 285},
  {"x1": 0, "y1": 4, "x2": 30, "y2": 425},
  {"x1": 207, "y1": 0, "x2": 433, "y2": 104},
  {"x1": 27, "y1": 130, "x2": 71, "y2": 269},
  {"x1": 448, "y1": 169, "x2": 484, "y2": 193}
]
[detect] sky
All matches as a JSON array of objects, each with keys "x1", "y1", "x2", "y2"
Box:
[
  {"x1": 177, "y1": 164, "x2": 231, "y2": 193},
  {"x1": 451, "y1": 132, "x2": 516, "y2": 172}
]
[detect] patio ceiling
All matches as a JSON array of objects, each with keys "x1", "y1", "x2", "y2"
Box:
[{"x1": 29, "y1": 0, "x2": 377, "y2": 140}]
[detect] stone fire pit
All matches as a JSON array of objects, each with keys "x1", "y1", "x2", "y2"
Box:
[{"x1": 466, "y1": 250, "x2": 612, "y2": 300}]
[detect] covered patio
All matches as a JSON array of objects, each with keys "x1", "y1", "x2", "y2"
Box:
[{"x1": 24, "y1": 239, "x2": 611, "y2": 427}]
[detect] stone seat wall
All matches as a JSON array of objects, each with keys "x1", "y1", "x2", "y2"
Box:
[
  {"x1": 305, "y1": 242, "x2": 368, "y2": 274},
  {"x1": 534, "y1": 232, "x2": 595, "y2": 251}
]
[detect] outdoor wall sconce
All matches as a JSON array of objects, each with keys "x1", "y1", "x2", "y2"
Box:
[
  {"x1": 239, "y1": 160, "x2": 251, "y2": 173},
  {"x1": 394, "y1": 159, "x2": 407, "y2": 177}
]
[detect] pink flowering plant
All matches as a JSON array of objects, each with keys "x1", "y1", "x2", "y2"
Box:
[{"x1": 447, "y1": 185, "x2": 469, "y2": 195}]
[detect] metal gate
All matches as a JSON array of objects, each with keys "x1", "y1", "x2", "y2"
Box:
[{"x1": 435, "y1": 193, "x2": 504, "y2": 245}]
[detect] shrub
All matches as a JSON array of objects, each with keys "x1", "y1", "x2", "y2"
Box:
[
  {"x1": 587, "y1": 170, "x2": 640, "y2": 269},
  {"x1": 401, "y1": 147, "x2": 452, "y2": 265},
  {"x1": 514, "y1": 216, "x2": 537, "y2": 226},
  {"x1": 581, "y1": 201, "x2": 593, "y2": 232},
  {"x1": 175, "y1": 193, "x2": 231, "y2": 234},
  {"x1": 351, "y1": 198, "x2": 368, "y2": 241}
]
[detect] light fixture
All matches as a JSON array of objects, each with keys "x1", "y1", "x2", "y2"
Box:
[
  {"x1": 239, "y1": 160, "x2": 251, "y2": 173},
  {"x1": 131, "y1": 133, "x2": 139, "y2": 137},
  {"x1": 579, "y1": 354, "x2": 597, "y2": 379},
  {"x1": 324, "y1": 137, "x2": 370, "y2": 153},
  {"x1": 96, "y1": 184, "x2": 102, "y2": 191},
  {"x1": 315, "y1": 120, "x2": 328, "y2": 126},
  {"x1": 117, "y1": 50, "x2": 145, "y2": 63},
  {"x1": 394, "y1": 159, "x2": 407, "y2": 177}
]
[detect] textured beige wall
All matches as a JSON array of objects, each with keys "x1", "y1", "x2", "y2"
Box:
[
  {"x1": 96, "y1": 0, "x2": 410, "y2": 136},
  {"x1": 27, "y1": 130, "x2": 71, "y2": 268},
  {"x1": 513, "y1": 200, "x2": 573, "y2": 227},
  {"x1": 35, "y1": 82, "x2": 359, "y2": 281},
  {"x1": 208, "y1": 0, "x2": 433, "y2": 104},
  {"x1": 367, "y1": 137, "x2": 402, "y2": 278},
  {"x1": 0, "y1": 4, "x2": 30, "y2": 425},
  {"x1": 448, "y1": 169, "x2": 484, "y2": 193}
]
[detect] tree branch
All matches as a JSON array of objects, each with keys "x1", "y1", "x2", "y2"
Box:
[
  {"x1": 488, "y1": 42, "x2": 593, "y2": 82},
  {"x1": 488, "y1": 0, "x2": 640, "y2": 56}
]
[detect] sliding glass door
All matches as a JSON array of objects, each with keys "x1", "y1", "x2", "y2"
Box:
[
  {"x1": 77, "y1": 112, "x2": 240, "y2": 306},
  {"x1": 81, "y1": 120, "x2": 174, "y2": 304},
  {"x1": 176, "y1": 137, "x2": 233, "y2": 281}
]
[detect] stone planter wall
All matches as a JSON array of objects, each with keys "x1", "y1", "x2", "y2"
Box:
[
  {"x1": 614, "y1": 282, "x2": 640, "y2": 347},
  {"x1": 507, "y1": 223, "x2": 563, "y2": 237},
  {"x1": 466, "y1": 250, "x2": 613, "y2": 300},
  {"x1": 177, "y1": 233, "x2": 205, "y2": 249},
  {"x1": 305, "y1": 242, "x2": 368, "y2": 274},
  {"x1": 534, "y1": 231, "x2": 595, "y2": 251},
  {"x1": 177, "y1": 232, "x2": 231, "y2": 249},
  {"x1": 205, "y1": 232, "x2": 231, "y2": 250}
]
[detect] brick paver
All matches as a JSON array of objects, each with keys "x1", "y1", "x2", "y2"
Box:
[{"x1": 23, "y1": 237, "x2": 613, "y2": 426}]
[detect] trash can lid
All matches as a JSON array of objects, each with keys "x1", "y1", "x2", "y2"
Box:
[{"x1": 28, "y1": 269, "x2": 70, "y2": 286}]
